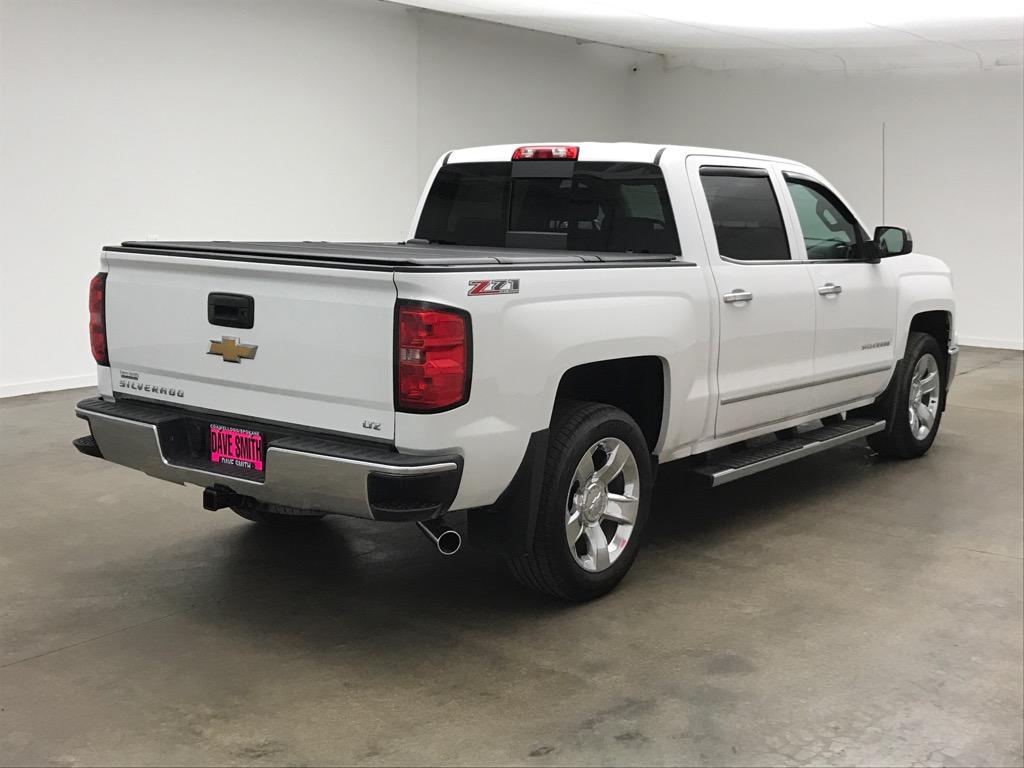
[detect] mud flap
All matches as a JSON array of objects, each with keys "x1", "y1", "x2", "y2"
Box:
[
  {"x1": 852, "y1": 358, "x2": 904, "y2": 441},
  {"x1": 466, "y1": 430, "x2": 548, "y2": 556}
]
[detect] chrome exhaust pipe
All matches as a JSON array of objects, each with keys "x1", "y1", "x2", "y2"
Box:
[{"x1": 416, "y1": 519, "x2": 462, "y2": 556}]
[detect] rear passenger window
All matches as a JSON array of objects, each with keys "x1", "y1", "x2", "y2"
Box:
[{"x1": 699, "y1": 168, "x2": 791, "y2": 261}]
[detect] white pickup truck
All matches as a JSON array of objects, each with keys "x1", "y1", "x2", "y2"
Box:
[{"x1": 75, "y1": 142, "x2": 957, "y2": 601}]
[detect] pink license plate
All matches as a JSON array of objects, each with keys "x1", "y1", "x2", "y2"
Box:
[{"x1": 209, "y1": 424, "x2": 264, "y2": 472}]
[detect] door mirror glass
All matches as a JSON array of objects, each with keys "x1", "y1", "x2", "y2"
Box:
[{"x1": 874, "y1": 226, "x2": 913, "y2": 257}]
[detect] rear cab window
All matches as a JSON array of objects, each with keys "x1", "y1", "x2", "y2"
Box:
[{"x1": 416, "y1": 161, "x2": 681, "y2": 255}]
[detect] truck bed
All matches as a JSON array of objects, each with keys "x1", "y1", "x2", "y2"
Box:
[{"x1": 106, "y1": 241, "x2": 685, "y2": 271}]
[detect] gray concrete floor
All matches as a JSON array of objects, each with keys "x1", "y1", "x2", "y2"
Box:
[{"x1": 1, "y1": 347, "x2": 1021, "y2": 767}]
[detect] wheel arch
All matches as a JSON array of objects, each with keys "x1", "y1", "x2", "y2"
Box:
[
  {"x1": 468, "y1": 355, "x2": 668, "y2": 558},
  {"x1": 908, "y1": 309, "x2": 953, "y2": 361},
  {"x1": 553, "y1": 355, "x2": 667, "y2": 454},
  {"x1": 894, "y1": 268, "x2": 955, "y2": 359}
]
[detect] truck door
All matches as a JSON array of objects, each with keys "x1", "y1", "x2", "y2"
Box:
[
  {"x1": 688, "y1": 158, "x2": 817, "y2": 437},
  {"x1": 777, "y1": 169, "x2": 898, "y2": 410}
]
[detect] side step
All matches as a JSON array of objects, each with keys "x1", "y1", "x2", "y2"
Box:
[{"x1": 691, "y1": 418, "x2": 886, "y2": 487}]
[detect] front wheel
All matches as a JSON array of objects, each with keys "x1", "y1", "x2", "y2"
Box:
[
  {"x1": 867, "y1": 332, "x2": 946, "y2": 459},
  {"x1": 506, "y1": 402, "x2": 653, "y2": 601}
]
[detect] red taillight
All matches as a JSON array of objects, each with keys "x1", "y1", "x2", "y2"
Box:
[
  {"x1": 396, "y1": 302, "x2": 470, "y2": 412},
  {"x1": 89, "y1": 272, "x2": 109, "y2": 366},
  {"x1": 511, "y1": 145, "x2": 579, "y2": 160}
]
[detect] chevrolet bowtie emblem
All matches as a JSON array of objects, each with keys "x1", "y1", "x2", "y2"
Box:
[{"x1": 208, "y1": 336, "x2": 258, "y2": 363}]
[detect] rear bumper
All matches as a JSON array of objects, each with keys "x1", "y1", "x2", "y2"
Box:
[{"x1": 74, "y1": 397, "x2": 461, "y2": 522}]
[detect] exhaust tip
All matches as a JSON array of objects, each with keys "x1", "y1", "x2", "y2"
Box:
[
  {"x1": 436, "y1": 529, "x2": 462, "y2": 556},
  {"x1": 416, "y1": 519, "x2": 462, "y2": 556}
]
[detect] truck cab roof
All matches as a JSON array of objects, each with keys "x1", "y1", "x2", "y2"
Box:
[{"x1": 444, "y1": 141, "x2": 802, "y2": 167}]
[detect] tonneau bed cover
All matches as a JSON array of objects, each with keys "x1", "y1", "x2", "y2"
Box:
[{"x1": 106, "y1": 241, "x2": 684, "y2": 270}]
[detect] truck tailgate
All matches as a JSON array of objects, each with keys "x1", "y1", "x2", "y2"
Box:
[{"x1": 103, "y1": 249, "x2": 397, "y2": 440}]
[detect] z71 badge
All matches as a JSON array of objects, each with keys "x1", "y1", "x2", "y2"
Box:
[{"x1": 468, "y1": 278, "x2": 519, "y2": 296}]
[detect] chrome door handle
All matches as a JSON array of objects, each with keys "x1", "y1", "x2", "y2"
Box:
[
  {"x1": 818, "y1": 283, "x2": 843, "y2": 297},
  {"x1": 722, "y1": 289, "x2": 753, "y2": 304}
]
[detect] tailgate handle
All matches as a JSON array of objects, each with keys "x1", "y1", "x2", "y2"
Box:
[{"x1": 208, "y1": 293, "x2": 254, "y2": 329}]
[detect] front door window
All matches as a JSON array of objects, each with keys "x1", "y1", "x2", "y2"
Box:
[{"x1": 785, "y1": 177, "x2": 866, "y2": 260}]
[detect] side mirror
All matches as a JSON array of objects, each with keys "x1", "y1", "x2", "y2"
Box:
[{"x1": 873, "y1": 226, "x2": 913, "y2": 257}]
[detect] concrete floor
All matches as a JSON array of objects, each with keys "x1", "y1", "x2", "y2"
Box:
[{"x1": 1, "y1": 347, "x2": 1021, "y2": 767}]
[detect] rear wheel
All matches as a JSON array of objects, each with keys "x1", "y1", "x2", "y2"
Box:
[
  {"x1": 231, "y1": 501, "x2": 325, "y2": 526},
  {"x1": 506, "y1": 402, "x2": 653, "y2": 601},
  {"x1": 867, "y1": 332, "x2": 945, "y2": 459}
]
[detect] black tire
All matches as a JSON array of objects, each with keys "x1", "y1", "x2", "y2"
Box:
[
  {"x1": 231, "y1": 501, "x2": 325, "y2": 526},
  {"x1": 867, "y1": 332, "x2": 946, "y2": 459},
  {"x1": 506, "y1": 401, "x2": 653, "y2": 601}
]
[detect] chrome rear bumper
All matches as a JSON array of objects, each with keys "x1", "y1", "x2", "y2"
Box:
[{"x1": 74, "y1": 397, "x2": 461, "y2": 521}]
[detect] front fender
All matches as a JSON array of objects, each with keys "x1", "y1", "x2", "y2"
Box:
[{"x1": 894, "y1": 255, "x2": 956, "y2": 355}]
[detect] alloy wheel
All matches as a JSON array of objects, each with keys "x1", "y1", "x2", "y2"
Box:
[
  {"x1": 565, "y1": 437, "x2": 640, "y2": 572},
  {"x1": 908, "y1": 353, "x2": 941, "y2": 440}
]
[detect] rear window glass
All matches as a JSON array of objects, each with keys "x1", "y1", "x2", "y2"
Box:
[{"x1": 415, "y1": 162, "x2": 680, "y2": 255}]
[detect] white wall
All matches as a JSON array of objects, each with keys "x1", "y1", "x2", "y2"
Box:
[
  {"x1": 0, "y1": 0, "x2": 633, "y2": 396},
  {"x1": 627, "y1": 63, "x2": 1024, "y2": 350},
  {"x1": 0, "y1": 0, "x2": 416, "y2": 396},
  {"x1": 2, "y1": 3, "x2": 1021, "y2": 398},
  {"x1": 414, "y1": 12, "x2": 632, "y2": 189}
]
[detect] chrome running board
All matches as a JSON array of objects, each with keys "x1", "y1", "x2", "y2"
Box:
[{"x1": 692, "y1": 418, "x2": 886, "y2": 487}]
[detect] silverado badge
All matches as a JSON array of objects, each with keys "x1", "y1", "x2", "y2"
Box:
[{"x1": 208, "y1": 336, "x2": 258, "y2": 363}]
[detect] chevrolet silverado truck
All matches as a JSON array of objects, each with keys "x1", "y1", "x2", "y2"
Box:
[{"x1": 74, "y1": 142, "x2": 958, "y2": 601}]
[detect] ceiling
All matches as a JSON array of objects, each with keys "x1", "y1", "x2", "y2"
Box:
[{"x1": 390, "y1": 0, "x2": 1024, "y2": 72}]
